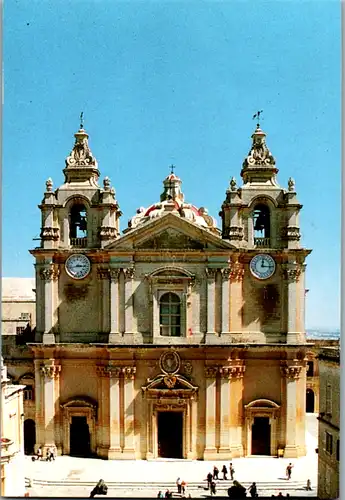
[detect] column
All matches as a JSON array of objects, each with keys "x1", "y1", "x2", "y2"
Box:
[
  {"x1": 107, "y1": 364, "x2": 122, "y2": 458},
  {"x1": 229, "y1": 362, "x2": 245, "y2": 456},
  {"x1": 122, "y1": 366, "x2": 136, "y2": 458},
  {"x1": 221, "y1": 269, "x2": 231, "y2": 335},
  {"x1": 40, "y1": 361, "x2": 61, "y2": 455},
  {"x1": 229, "y1": 262, "x2": 244, "y2": 334},
  {"x1": 204, "y1": 366, "x2": 218, "y2": 459},
  {"x1": 40, "y1": 264, "x2": 60, "y2": 344},
  {"x1": 218, "y1": 367, "x2": 231, "y2": 454},
  {"x1": 109, "y1": 269, "x2": 121, "y2": 342},
  {"x1": 281, "y1": 363, "x2": 302, "y2": 457},
  {"x1": 283, "y1": 265, "x2": 302, "y2": 344},
  {"x1": 206, "y1": 268, "x2": 217, "y2": 338},
  {"x1": 123, "y1": 267, "x2": 135, "y2": 336}
]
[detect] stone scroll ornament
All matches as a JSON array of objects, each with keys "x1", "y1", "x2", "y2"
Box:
[
  {"x1": 40, "y1": 364, "x2": 61, "y2": 378},
  {"x1": 39, "y1": 266, "x2": 60, "y2": 281},
  {"x1": 280, "y1": 364, "x2": 302, "y2": 379}
]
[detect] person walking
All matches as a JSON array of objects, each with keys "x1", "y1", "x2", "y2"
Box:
[
  {"x1": 286, "y1": 463, "x2": 293, "y2": 480},
  {"x1": 306, "y1": 479, "x2": 312, "y2": 491},
  {"x1": 207, "y1": 472, "x2": 213, "y2": 490},
  {"x1": 157, "y1": 491, "x2": 163, "y2": 498},
  {"x1": 49, "y1": 447, "x2": 55, "y2": 461},
  {"x1": 210, "y1": 481, "x2": 217, "y2": 496},
  {"x1": 36, "y1": 447, "x2": 42, "y2": 460},
  {"x1": 181, "y1": 480, "x2": 186, "y2": 496},
  {"x1": 249, "y1": 482, "x2": 257, "y2": 498},
  {"x1": 213, "y1": 466, "x2": 219, "y2": 480},
  {"x1": 176, "y1": 478, "x2": 182, "y2": 494},
  {"x1": 229, "y1": 463, "x2": 235, "y2": 480},
  {"x1": 222, "y1": 465, "x2": 228, "y2": 480}
]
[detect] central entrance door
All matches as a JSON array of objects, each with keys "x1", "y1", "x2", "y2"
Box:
[
  {"x1": 251, "y1": 416, "x2": 271, "y2": 455},
  {"x1": 158, "y1": 412, "x2": 183, "y2": 458},
  {"x1": 70, "y1": 416, "x2": 91, "y2": 457}
]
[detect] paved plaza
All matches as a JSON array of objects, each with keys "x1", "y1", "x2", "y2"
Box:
[{"x1": 25, "y1": 414, "x2": 318, "y2": 498}]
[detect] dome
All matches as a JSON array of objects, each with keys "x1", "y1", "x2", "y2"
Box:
[{"x1": 127, "y1": 171, "x2": 218, "y2": 233}]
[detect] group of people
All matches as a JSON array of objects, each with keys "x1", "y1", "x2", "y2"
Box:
[
  {"x1": 31, "y1": 446, "x2": 55, "y2": 462},
  {"x1": 209, "y1": 463, "x2": 235, "y2": 482}
]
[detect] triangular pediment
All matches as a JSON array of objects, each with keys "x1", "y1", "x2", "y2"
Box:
[{"x1": 105, "y1": 212, "x2": 235, "y2": 251}]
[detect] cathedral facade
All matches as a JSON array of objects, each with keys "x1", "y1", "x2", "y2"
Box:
[{"x1": 14, "y1": 121, "x2": 312, "y2": 460}]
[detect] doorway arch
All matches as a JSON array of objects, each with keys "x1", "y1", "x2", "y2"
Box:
[
  {"x1": 244, "y1": 399, "x2": 280, "y2": 456},
  {"x1": 24, "y1": 419, "x2": 36, "y2": 455},
  {"x1": 306, "y1": 388, "x2": 315, "y2": 413}
]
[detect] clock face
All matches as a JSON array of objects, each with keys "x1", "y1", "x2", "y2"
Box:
[
  {"x1": 65, "y1": 254, "x2": 91, "y2": 280},
  {"x1": 250, "y1": 254, "x2": 276, "y2": 280}
]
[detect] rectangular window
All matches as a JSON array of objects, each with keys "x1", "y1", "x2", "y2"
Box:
[
  {"x1": 325, "y1": 431, "x2": 333, "y2": 455},
  {"x1": 306, "y1": 361, "x2": 314, "y2": 377},
  {"x1": 16, "y1": 326, "x2": 26, "y2": 335},
  {"x1": 24, "y1": 386, "x2": 34, "y2": 401}
]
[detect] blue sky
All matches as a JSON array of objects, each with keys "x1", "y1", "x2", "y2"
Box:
[{"x1": 3, "y1": 0, "x2": 341, "y2": 329}]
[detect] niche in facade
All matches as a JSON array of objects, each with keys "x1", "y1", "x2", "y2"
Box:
[{"x1": 69, "y1": 204, "x2": 87, "y2": 240}]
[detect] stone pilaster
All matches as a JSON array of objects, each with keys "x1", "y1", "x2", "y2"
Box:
[
  {"x1": 206, "y1": 268, "x2": 217, "y2": 338},
  {"x1": 39, "y1": 361, "x2": 61, "y2": 455},
  {"x1": 34, "y1": 359, "x2": 44, "y2": 453},
  {"x1": 39, "y1": 264, "x2": 60, "y2": 343},
  {"x1": 122, "y1": 366, "x2": 136, "y2": 458},
  {"x1": 229, "y1": 361, "x2": 245, "y2": 456},
  {"x1": 204, "y1": 366, "x2": 218, "y2": 459},
  {"x1": 123, "y1": 267, "x2": 135, "y2": 336},
  {"x1": 281, "y1": 362, "x2": 302, "y2": 457},
  {"x1": 229, "y1": 262, "x2": 244, "y2": 334},
  {"x1": 282, "y1": 264, "x2": 302, "y2": 343},
  {"x1": 96, "y1": 366, "x2": 109, "y2": 457},
  {"x1": 107, "y1": 364, "x2": 122, "y2": 458},
  {"x1": 109, "y1": 269, "x2": 121, "y2": 342},
  {"x1": 218, "y1": 367, "x2": 231, "y2": 454},
  {"x1": 221, "y1": 269, "x2": 231, "y2": 335},
  {"x1": 97, "y1": 267, "x2": 110, "y2": 334}
]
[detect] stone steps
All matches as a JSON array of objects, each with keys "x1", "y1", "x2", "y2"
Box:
[{"x1": 25, "y1": 478, "x2": 309, "y2": 491}]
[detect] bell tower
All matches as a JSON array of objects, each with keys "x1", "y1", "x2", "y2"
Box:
[
  {"x1": 31, "y1": 121, "x2": 122, "y2": 343},
  {"x1": 220, "y1": 123, "x2": 303, "y2": 250},
  {"x1": 220, "y1": 121, "x2": 311, "y2": 343}
]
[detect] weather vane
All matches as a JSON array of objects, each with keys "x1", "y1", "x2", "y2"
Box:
[
  {"x1": 170, "y1": 164, "x2": 176, "y2": 174},
  {"x1": 253, "y1": 110, "x2": 263, "y2": 127},
  {"x1": 80, "y1": 111, "x2": 84, "y2": 129}
]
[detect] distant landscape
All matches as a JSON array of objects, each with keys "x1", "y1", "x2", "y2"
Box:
[{"x1": 306, "y1": 328, "x2": 340, "y2": 340}]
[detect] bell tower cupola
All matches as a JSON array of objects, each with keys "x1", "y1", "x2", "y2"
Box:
[
  {"x1": 240, "y1": 124, "x2": 279, "y2": 187},
  {"x1": 63, "y1": 115, "x2": 100, "y2": 185}
]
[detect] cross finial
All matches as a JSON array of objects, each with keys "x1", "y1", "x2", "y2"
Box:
[
  {"x1": 80, "y1": 111, "x2": 84, "y2": 129},
  {"x1": 252, "y1": 110, "x2": 263, "y2": 127},
  {"x1": 170, "y1": 164, "x2": 176, "y2": 174}
]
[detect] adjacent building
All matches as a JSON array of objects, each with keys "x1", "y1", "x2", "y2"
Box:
[
  {"x1": 3, "y1": 121, "x2": 312, "y2": 460},
  {"x1": 317, "y1": 347, "x2": 340, "y2": 499},
  {"x1": 1, "y1": 359, "x2": 26, "y2": 496}
]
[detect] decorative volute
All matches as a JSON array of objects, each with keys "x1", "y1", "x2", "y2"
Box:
[
  {"x1": 63, "y1": 124, "x2": 100, "y2": 185},
  {"x1": 241, "y1": 125, "x2": 279, "y2": 186}
]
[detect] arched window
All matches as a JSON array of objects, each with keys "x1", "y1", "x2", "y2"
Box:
[
  {"x1": 24, "y1": 385, "x2": 34, "y2": 401},
  {"x1": 70, "y1": 204, "x2": 87, "y2": 247},
  {"x1": 253, "y1": 204, "x2": 270, "y2": 247},
  {"x1": 160, "y1": 292, "x2": 181, "y2": 337}
]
